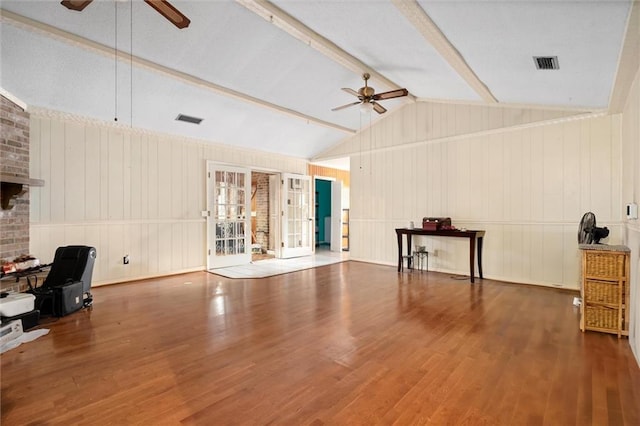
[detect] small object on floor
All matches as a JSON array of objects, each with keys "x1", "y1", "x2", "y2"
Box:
[
  {"x1": 0, "y1": 320, "x2": 22, "y2": 347},
  {"x1": 401, "y1": 255, "x2": 413, "y2": 271},
  {"x1": 1, "y1": 309, "x2": 40, "y2": 331},
  {"x1": 413, "y1": 250, "x2": 428, "y2": 271},
  {"x1": 0, "y1": 327, "x2": 49, "y2": 354},
  {"x1": 0, "y1": 292, "x2": 35, "y2": 317}
]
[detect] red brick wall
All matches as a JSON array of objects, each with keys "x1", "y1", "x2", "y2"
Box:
[
  {"x1": 254, "y1": 173, "x2": 269, "y2": 250},
  {"x1": 1, "y1": 95, "x2": 31, "y2": 261}
]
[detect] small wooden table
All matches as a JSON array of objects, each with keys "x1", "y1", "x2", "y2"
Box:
[{"x1": 395, "y1": 228, "x2": 486, "y2": 283}]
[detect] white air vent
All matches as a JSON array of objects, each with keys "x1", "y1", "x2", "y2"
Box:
[
  {"x1": 176, "y1": 114, "x2": 203, "y2": 124},
  {"x1": 533, "y1": 56, "x2": 559, "y2": 70}
]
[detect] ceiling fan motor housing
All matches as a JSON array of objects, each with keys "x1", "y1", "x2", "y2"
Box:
[{"x1": 359, "y1": 87, "x2": 375, "y2": 98}]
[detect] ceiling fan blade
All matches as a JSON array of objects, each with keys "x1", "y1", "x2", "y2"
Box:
[
  {"x1": 144, "y1": 0, "x2": 191, "y2": 29},
  {"x1": 341, "y1": 88, "x2": 360, "y2": 98},
  {"x1": 372, "y1": 102, "x2": 387, "y2": 114},
  {"x1": 60, "y1": 0, "x2": 93, "y2": 11},
  {"x1": 373, "y1": 88, "x2": 409, "y2": 101},
  {"x1": 331, "y1": 101, "x2": 361, "y2": 112}
]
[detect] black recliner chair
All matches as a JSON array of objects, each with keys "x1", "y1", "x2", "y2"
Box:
[{"x1": 29, "y1": 246, "x2": 97, "y2": 317}]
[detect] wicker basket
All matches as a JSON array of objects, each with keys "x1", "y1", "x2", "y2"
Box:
[
  {"x1": 584, "y1": 279, "x2": 620, "y2": 305},
  {"x1": 584, "y1": 305, "x2": 619, "y2": 330},
  {"x1": 584, "y1": 252, "x2": 625, "y2": 278}
]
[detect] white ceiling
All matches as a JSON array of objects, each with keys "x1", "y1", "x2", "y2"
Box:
[{"x1": 0, "y1": 0, "x2": 633, "y2": 163}]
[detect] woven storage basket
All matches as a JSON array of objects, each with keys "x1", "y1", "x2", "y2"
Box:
[
  {"x1": 584, "y1": 252, "x2": 625, "y2": 278},
  {"x1": 585, "y1": 305, "x2": 619, "y2": 330},
  {"x1": 584, "y1": 279, "x2": 620, "y2": 305}
]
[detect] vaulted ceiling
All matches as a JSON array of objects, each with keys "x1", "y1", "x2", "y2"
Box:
[{"x1": 0, "y1": 0, "x2": 634, "y2": 164}]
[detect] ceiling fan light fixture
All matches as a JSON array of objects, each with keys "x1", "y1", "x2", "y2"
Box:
[{"x1": 360, "y1": 102, "x2": 374, "y2": 114}]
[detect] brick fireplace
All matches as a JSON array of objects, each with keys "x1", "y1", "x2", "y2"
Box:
[{"x1": 1, "y1": 94, "x2": 31, "y2": 261}]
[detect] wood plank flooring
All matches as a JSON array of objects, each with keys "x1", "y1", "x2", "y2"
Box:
[{"x1": 2, "y1": 261, "x2": 639, "y2": 425}]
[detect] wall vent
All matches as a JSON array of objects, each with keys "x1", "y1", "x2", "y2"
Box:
[
  {"x1": 175, "y1": 114, "x2": 203, "y2": 124},
  {"x1": 533, "y1": 56, "x2": 559, "y2": 70}
]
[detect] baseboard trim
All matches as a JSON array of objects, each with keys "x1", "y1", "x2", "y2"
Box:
[{"x1": 93, "y1": 266, "x2": 206, "y2": 287}]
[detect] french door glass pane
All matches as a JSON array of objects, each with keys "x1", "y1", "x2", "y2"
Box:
[
  {"x1": 213, "y1": 169, "x2": 249, "y2": 258},
  {"x1": 227, "y1": 172, "x2": 236, "y2": 186}
]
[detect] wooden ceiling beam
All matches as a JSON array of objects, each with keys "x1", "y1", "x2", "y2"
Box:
[
  {"x1": 391, "y1": 0, "x2": 498, "y2": 104},
  {"x1": 236, "y1": 0, "x2": 415, "y2": 101},
  {"x1": 0, "y1": 8, "x2": 355, "y2": 134}
]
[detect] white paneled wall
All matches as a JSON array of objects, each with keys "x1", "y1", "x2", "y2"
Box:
[
  {"x1": 621, "y1": 67, "x2": 640, "y2": 365},
  {"x1": 343, "y1": 105, "x2": 623, "y2": 290},
  {"x1": 320, "y1": 101, "x2": 586, "y2": 160},
  {"x1": 28, "y1": 111, "x2": 307, "y2": 285}
]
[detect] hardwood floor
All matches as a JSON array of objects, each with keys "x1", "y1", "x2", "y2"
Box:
[{"x1": 2, "y1": 261, "x2": 639, "y2": 425}]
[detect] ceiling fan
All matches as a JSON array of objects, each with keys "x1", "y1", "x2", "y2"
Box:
[
  {"x1": 332, "y1": 73, "x2": 408, "y2": 114},
  {"x1": 60, "y1": 0, "x2": 191, "y2": 29}
]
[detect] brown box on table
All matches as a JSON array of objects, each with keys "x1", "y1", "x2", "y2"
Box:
[{"x1": 422, "y1": 217, "x2": 451, "y2": 231}]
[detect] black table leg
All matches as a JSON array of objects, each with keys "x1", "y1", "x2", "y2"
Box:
[
  {"x1": 477, "y1": 236, "x2": 484, "y2": 279},
  {"x1": 396, "y1": 231, "x2": 402, "y2": 271},
  {"x1": 469, "y1": 236, "x2": 476, "y2": 283}
]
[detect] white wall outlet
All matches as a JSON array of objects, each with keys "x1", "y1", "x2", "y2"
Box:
[{"x1": 627, "y1": 203, "x2": 638, "y2": 220}]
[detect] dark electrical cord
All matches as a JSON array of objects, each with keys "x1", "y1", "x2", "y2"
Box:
[{"x1": 114, "y1": 0, "x2": 118, "y2": 122}]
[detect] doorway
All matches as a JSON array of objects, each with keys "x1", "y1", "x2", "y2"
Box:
[
  {"x1": 207, "y1": 167, "x2": 318, "y2": 270},
  {"x1": 250, "y1": 171, "x2": 275, "y2": 262},
  {"x1": 315, "y1": 179, "x2": 332, "y2": 249},
  {"x1": 281, "y1": 173, "x2": 314, "y2": 258},
  {"x1": 314, "y1": 177, "x2": 343, "y2": 252},
  {"x1": 206, "y1": 163, "x2": 251, "y2": 269},
  {"x1": 245, "y1": 171, "x2": 315, "y2": 261}
]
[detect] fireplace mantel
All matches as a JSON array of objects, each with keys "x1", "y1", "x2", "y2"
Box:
[{"x1": 0, "y1": 173, "x2": 44, "y2": 210}]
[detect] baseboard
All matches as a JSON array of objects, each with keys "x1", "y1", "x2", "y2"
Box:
[{"x1": 92, "y1": 266, "x2": 206, "y2": 287}]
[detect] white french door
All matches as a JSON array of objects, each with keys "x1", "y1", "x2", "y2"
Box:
[
  {"x1": 281, "y1": 173, "x2": 313, "y2": 258},
  {"x1": 269, "y1": 174, "x2": 282, "y2": 258},
  {"x1": 206, "y1": 163, "x2": 251, "y2": 269}
]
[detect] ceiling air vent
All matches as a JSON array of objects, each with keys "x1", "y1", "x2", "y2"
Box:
[
  {"x1": 175, "y1": 114, "x2": 203, "y2": 124},
  {"x1": 533, "y1": 56, "x2": 559, "y2": 70}
]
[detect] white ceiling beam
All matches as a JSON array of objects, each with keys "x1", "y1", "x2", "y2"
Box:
[
  {"x1": 609, "y1": 0, "x2": 639, "y2": 113},
  {"x1": 0, "y1": 8, "x2": 356, "y2": 135},
  {"x1": 235, "y1": 0, "x2": 415, "y2": 101},
  {"x1": 391, "y1": 0, "x2": 498, "y2": 104}
]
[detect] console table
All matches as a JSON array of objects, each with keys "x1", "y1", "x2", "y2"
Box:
[
  {"x1": 0, "y1": 264, "x2": 51, "y2": 293},
  {"x1": 395, "y1": 228, "x2": 485, "y2": 283}
]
